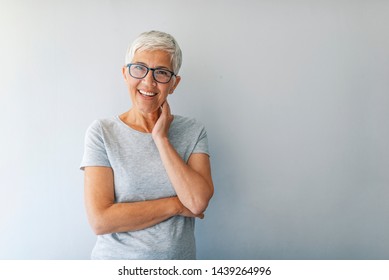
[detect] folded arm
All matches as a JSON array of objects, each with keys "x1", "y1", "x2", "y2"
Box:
[
  {"x1": 152, "y1": 102, "x2": 214, "y2": 215},
  {"x1": 153, "y1": 140, "x2": 214, "y2": 215},
  {"x1": 84, "y1": 166, "x2": 202, "y2": 235}
]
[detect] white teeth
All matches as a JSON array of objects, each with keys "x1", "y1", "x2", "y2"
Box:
[{"x1": 139, "y1": 90, "x2": 157, "y2": 97}]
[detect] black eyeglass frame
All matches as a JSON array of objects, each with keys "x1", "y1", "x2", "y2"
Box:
[{"x1": 126, "y1": 63, "x2": 176, "y2": 84}]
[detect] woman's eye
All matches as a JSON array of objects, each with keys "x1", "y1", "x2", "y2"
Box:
[
  {"x1": 155, "y1": 70, "x2": 170, "y2": 77},
  {"x1": 134, "y1": 65, "x2": 145, "y2": 71}
]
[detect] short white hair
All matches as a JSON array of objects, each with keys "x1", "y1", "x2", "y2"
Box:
[{"x1": 125, "y1": 30, "x2": 182, "y2": 74}]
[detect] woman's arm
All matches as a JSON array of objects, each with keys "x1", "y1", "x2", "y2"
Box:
[
  {"x1": 152, "y1": 102, "x2": 214, "y2": 215},
  {"x1": 84, "y1": 166, "x2": 202, "y2": 235}
]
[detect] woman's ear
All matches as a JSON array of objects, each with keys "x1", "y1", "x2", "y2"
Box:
[
  {"x1": 122, "y1": 66, "x2": 128, "y2": 81},
  {"x1": 170, "y1": 75, "x2": 181, "y2": 94}
]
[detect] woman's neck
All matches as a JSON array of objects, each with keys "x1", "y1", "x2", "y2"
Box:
[{"x1": 120, "y1": 108, "x2": 161, "y2": 133}]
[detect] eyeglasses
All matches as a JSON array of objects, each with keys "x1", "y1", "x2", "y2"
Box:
[{"x1": 126, "y1": 63, "x2": 176, "y2": 84}]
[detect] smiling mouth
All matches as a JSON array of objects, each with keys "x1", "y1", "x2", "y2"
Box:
[{"x1": 138, "y1": 89, "x2": 158, "y2": 97}]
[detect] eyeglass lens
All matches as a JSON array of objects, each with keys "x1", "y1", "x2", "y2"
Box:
[{"x1": 129, "y1": 64, "x2": 173, "y2": 83}]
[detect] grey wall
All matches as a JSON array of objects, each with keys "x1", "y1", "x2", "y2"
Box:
[{"x1": 1, "y1": 0, "x2": 388, "y2": 259}]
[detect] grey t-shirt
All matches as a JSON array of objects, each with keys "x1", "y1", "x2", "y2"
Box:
[{"x1": 80, "y1": 115, "x2": 209, "y2": 259}]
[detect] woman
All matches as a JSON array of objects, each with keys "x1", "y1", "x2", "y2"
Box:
[{"x1": 80, "y1": 30, "x2": 214, "y2": 259}]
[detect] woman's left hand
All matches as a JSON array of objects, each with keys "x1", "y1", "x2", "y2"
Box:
[
  {"x1": 151, "y1": 100, "x2": 214, "y2": 215},
  {"x1": 152, "y1": 101, "x2": 174, "y2": 142}
]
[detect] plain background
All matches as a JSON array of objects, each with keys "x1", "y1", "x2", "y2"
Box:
[{"x1": 1, "y1": 0, "x2": 388, "y2": 259}]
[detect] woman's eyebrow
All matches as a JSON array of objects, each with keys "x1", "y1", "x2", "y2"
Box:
[
  {"x1": 133, "y1": 61, "x2": 171, "y2": 69},
  {"x1": 133, "y1": 61, "x2": 147, "y2": 66}
]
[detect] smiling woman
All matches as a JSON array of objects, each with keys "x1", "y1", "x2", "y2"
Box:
[
  {"x1": 80, "y1": 31, "x2": 214, "y2": 260},
  {"x1": 121, "y1": 49, "x2": 180, "y2": 124}
]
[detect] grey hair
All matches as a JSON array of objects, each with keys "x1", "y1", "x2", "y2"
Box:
[{"x1": 125, "y1": 30, "x2": 182, "y2": 74}]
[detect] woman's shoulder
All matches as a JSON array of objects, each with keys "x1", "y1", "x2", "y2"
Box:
[
  {"x1": 86, "y1": 116, "x2": 122, "y2": 135},
  {"x1": 171, "y1": 115, "x2": 207, "y2": 138},
  {"x1": 172, "y1": 115, "x2": 205, "y2": 129}
]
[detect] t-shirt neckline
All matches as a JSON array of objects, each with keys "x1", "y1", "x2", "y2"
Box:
[{"x1": 115, "y1": 115, "x2": 176, "y2": 136}]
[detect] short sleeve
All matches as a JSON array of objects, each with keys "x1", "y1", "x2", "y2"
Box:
[
  {"x1": 80, "y1": 120, "x2": 111, "y2": 170},
  {"x1": 192, "y1": 126, "x2": 210, "y2": 156}
]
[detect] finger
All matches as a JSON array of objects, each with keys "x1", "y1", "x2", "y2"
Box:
[
  {"x1": 160, "y1": 101, "x2": 166, "y2": 114},
  {"x1": 162, "y1": 101, "x2": 173, "y2": 121},
  {"x1": 162, "y1": 100, "x2": 171, "y2": 115}
]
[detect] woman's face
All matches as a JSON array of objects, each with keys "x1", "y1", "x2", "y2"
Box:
[{"x1": 122, "y1": 49, "x2": 181, "y2": 115}]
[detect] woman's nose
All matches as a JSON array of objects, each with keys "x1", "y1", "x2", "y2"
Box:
[{"x1": 142, "y1": 70, "x2": 157, "y2": 86}]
